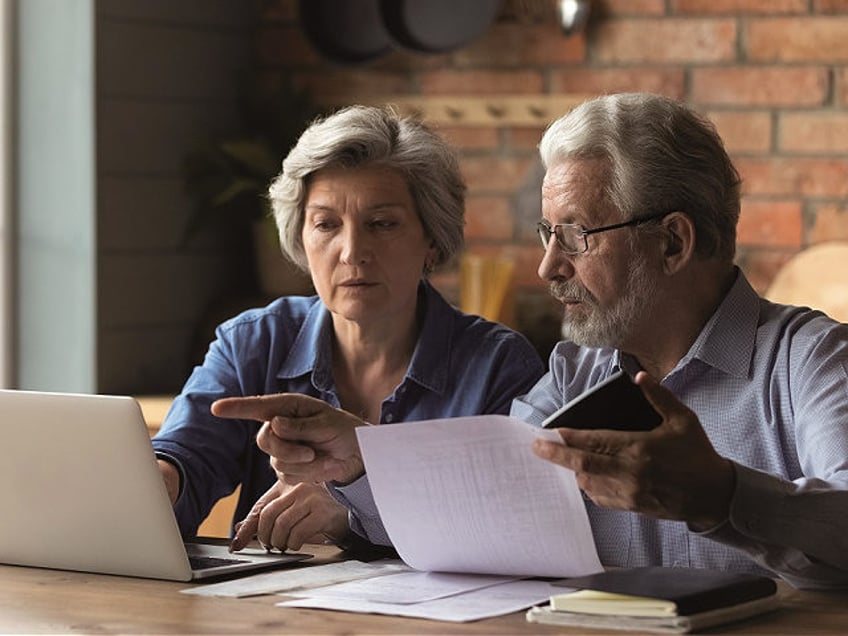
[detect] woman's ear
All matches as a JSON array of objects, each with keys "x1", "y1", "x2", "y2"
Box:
[
  {"x1": 423, "y1": 243, "x2": 439, "y2": 275},
  {"x1": 660, "y1": 212, "x2": 696, "y2": 274}
]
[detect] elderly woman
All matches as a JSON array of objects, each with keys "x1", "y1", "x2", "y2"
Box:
[{"x1": 153, "y1": 105, "x2": 544, "y2": 552}]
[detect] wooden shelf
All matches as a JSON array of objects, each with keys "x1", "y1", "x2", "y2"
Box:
[{"x1": 318, "y1": 94, "x2": 590, "y2": 126}]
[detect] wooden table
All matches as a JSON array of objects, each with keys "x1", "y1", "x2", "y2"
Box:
[{"x1": 2, "y1": 545, "x2": 846, "y2": 635}]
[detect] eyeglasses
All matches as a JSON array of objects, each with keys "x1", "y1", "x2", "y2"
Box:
[{"x1": 537, "y1": 211, "x2": 669, "y2": 255}]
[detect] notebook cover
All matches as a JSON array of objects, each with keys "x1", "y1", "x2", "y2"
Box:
[
  {"x1": 527, "y1": 594, "x2": 780, "y2": 634},
  {"x1": 551, "y1": 567, "x2": 778, "y2": 616}
]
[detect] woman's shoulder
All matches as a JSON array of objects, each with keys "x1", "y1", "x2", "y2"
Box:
[
  {"x1": 438, "y1": 303, "x2": 544, "y2": 370},
  {"x1": 216, "y1": 294, "x2": 323, "y2": 337}
]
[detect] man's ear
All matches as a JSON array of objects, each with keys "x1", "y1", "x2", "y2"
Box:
[{"x1": 660, "y1": 212, "x2": 696, "y2": 274}]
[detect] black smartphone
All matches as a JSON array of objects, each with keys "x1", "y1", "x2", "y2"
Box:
[{"x1": 542, "y1": 370, "x2": 662, "y2": 431}]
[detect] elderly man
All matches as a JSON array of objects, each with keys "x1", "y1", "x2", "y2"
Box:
[
  {"x1": 214, "y1": 93, "x2": 848, "y2": 590},
  {"x1": 514, "y1": 92, "x2": 848, "y2": 590}
]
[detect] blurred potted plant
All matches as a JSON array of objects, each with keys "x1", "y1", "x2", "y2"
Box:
[{"x1": 182, "y1": 79, "x2": 319, "y2": 297}]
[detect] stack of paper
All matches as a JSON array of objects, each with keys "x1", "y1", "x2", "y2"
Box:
[{"x1": 277, "y1": 570, "x2": 560, "y2": 622}]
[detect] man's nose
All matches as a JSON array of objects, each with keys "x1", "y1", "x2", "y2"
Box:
[{"x1": 537, "y1": 239, "x2": 575, "y2": 282}]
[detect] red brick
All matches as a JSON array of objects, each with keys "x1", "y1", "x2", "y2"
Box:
[
  {"x1": 454, "y1": 23, "x2": 586, "y2": 67},
  {"x1": 736, "y1": 247, "x2": 797, "y2": 295},
  {"x1": 809, "y1": 202, "x2": 848, "y2": 243},
  {"x1": 549, "y1": 68, "x2": 686, "y2": 99},
  {"x1": 437, "y1": 126, "x2": 500, "y2": 151},
  {"x1": 692, "y1": 67, "x2": 828, "y2": 106},
  {"x1": 507, "y1": 127, "x2": 548, "y2": 152},
  {"x1": 595, "y1": 19, "x2": 736, "y2": 63},
  {"x1": 673, "y1": 0, "x2": 807, "y2": 14},
  {"x1": 707, "y1": 111, "x2": 772, "y2": 154},
  {"x1": 295, "y1": 71, "x2": 412, "y2": 101},
  {"x1": 746, "y1": 17, "x2": 848, "y2": 61},
  {"x1": 781, "y1": 113, "x2": 848, "y2": 153},
  {"x1": 815, "y1": 0, "x2": 848, "y2": 13},
  {"x1": 840, "y1": 68, "x2": 848, "y2": 106},
  {"x1": 736, "y1": 158, "x2": 848, "y2": 197},
  {"x1": 600, "y1": 0, "x2": 667, "y2": 15},
  {"x1": 420, "y1": 70, "x2": 544, "y2": 95},
  {"x1": 464, "y1": 196, "x2": 515, "y2": 241},
  {"x1": 737, "y1": 199, "x2": 803, "y2": 247},
  {"x1": 459, "y1": 157, "x2": 534, "y2": 194},
  {"x1": 510, "y1": 245, "x2": 550, "y2": 288}
]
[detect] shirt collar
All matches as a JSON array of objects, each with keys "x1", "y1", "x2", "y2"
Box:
[
  {"x1": 276, "y1": 280, "x2": 455, "y2": 395},
  {"x1": 277, "y1": 299, "x2": 331, "y2": 384},
  {"x1": 405, "y1": 280, "x2": 455, "y2": 396},
  {"x1": 682, "y1": 267, "x2": 759, "y2": 378},
  {"x1": 618, "y1": 268, "x2": 759, "y2": 380}
]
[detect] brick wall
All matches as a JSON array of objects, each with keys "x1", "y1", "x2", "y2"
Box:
[{"x1": 255, "y1": 0, "x2": 848, "y2": 353}]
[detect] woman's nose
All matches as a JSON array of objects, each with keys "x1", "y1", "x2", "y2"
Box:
[{"x1": 339, "y1": 226, "x2": 371, "y2": 265}]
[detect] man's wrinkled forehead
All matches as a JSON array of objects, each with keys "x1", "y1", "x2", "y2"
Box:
[{"x1": 542, "y1": 159, "x2": 612, "y2": 218}]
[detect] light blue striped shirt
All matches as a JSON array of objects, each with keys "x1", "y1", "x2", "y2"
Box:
[{"x1": 511, "y1": 269, "x2": 848, "y2": 589}]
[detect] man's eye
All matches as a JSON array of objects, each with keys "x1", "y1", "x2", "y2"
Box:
[{"x1": 369, "y1": 219, "x2": 397, "y2": 230}]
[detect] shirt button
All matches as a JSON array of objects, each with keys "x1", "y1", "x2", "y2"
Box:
[{"x1": 384, "y1": 413, "x2": 394, "y2": 423}]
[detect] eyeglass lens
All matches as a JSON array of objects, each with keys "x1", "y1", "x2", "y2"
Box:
[{"x1": 537, "y1": 222, "x2": 583, "y2": 254}]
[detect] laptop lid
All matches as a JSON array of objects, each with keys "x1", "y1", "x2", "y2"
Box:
[{"x1": 0, "y1": 389, "x2": 310, "y2": 581}]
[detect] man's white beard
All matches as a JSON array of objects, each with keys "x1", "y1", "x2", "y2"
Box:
[{"x1": 557, "y1": 256, "x2": 658, "y2": 349}]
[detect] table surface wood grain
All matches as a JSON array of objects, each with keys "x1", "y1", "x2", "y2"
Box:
[{"x1": 2, "y1": 544, "x2": 846, "y2": 635}]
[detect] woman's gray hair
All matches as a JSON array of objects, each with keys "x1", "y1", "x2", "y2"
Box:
[
  {"x1": 268, "y1": 104, "x2": 466, "y2": 272},
  {"x1": 539, "y1": 93, "x2": 741, "y2": 263}
]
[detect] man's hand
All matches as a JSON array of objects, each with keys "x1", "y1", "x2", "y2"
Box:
[
  {"x1": 532, "y1": 372, "x2": 735, "y2": 530},
  {"x1": 229, "y1": 481, "x2": 348, "y2": 552},
  {"x1": 211, "y1": 393, "x2": 368, "y2": 485}
]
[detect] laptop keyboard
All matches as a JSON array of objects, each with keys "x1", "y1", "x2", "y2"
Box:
[{"x1": 189, "y1": 555, "x2": 250, "y2": 570}]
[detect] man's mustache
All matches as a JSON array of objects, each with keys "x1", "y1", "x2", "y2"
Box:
[{"x1": 550, "y1": 280, "x2": 592, "y2": 304}]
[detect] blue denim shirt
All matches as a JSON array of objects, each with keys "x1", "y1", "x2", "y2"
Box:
[
  {"x1": 153, "y1": 281, "x2": 544, "y2": 539},
  {"x1": 512, "y1": 269, "x2": 848, "y2": 589}
]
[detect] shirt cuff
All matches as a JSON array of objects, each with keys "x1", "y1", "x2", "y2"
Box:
[
  {"x1": 154, "y1": 451, "x2": 186, "y2": 501},
  {"x1": 325, "y1": 474, "x2": 391, "y2": 545}
]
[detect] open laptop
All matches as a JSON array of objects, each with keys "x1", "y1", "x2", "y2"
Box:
[{"x1": 0, "y1": 389, "x2": 311, "y2": 581}]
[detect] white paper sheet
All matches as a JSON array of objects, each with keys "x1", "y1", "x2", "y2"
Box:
[
  {"x1": 284, "y1": 570, "x2": 520, "y2": 604},
  {"x1": 356, "y1": 414, "x2": 602, "y2": 578},
  {"x1": 180, "y1": 560, "x2": 408, "y2": 597},
  {"x1": 278, "y1": 579, "x2": 559, "y2": 623}
]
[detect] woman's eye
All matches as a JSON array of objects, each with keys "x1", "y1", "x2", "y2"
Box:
[
  {"x1": 312, "y1": 219, "x2": 338, "y2": 231},
  {"x1": 369, "y1": 219, "x2": 397, "y2": 230}
]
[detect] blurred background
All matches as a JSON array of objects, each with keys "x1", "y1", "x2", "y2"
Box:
[{"x1": 2, "y1": 0, "x2": 847, "y2": 396}]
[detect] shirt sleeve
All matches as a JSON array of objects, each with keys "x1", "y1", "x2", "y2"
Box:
[
  {"x1": 700, "y1": 462, "x2": 848, "y2": 589},
  {"x1": 700, "y1": 337, "x2": 848, "y2": 589},
  {"x1": 151, "y1": 323, "x2": 261, "y2": 538}
]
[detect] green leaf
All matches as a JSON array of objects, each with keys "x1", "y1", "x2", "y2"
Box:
[{"x1": 219, "y1": 140, "x2": 281, "y2": 180}]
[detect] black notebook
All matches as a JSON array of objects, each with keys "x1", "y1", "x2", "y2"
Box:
[
  {"x1": 527, "y1": 567, "x2": 780, "y2": 633},
  {"x1": 551, "y1": 566, "x2": 778, "y2": 616}
]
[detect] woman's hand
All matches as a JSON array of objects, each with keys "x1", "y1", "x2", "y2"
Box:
[{"x1": 229, "y1": 481, "x2": 348, "y2": 552}]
